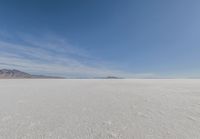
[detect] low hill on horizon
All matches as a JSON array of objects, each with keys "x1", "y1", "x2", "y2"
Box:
[{"x1": 0, "y1": 69, "x2": 64, "y2": 79}]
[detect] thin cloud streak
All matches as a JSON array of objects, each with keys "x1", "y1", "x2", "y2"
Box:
[
  {"x1": 0, "y1": 34, "x2": 156, "y2": 78},
  {"x1": 0, "y1": 35, "x2": 115, "y2": 77}
]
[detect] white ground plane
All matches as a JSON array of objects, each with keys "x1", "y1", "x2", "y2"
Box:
[{"x1": 0, "y1": 79, "x2": 200, "y2": 139}]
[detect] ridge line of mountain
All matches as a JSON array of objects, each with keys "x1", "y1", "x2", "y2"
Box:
[{"x1": 0, "y1": 69, "x2": 64, "y2": 79}]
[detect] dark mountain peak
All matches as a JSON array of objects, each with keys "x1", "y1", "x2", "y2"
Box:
[
  {"x1": 0, "y1": 69, "x2": 64, "y2": 79},
  {"x1": 105, "y1": 76, "x2": 123, "y2": 79},
  {"x1": 0, "y1": 69, "x2": 32, "y2": 78}
]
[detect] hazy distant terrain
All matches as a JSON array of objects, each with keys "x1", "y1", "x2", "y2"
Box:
[
  {"x1": 0, "y1": 79, "x2": 200, "y2": 139},
  {"x1": 0, "y1": 69, "x2": 64, "y2": 79}
]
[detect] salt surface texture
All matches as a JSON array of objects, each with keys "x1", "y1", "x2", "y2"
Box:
[{"x1": 0, "y1": 79, "x2": 200, "y2": 139}]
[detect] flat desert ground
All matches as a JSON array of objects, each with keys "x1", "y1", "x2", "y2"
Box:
[{"x1": 0, "y1": 79, "x2": 200, "y2": 139}]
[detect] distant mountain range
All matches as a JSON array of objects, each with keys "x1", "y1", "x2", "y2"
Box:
[
  {"x1": 0, "y1": 69, "x2": 64, "y2": 79},
  {"x1": 0, "y1": 69, "x2": 123, "y2": 79}
]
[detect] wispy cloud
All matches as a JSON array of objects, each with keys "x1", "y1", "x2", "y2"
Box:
[
  {"x1": 0, "y1": 33, "x2": 120, "y2": 77},
  {"x1": 0, "y1": 33, "x2": 157, "y2": 78}
]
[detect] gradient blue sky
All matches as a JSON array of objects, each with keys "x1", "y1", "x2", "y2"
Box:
[{"x1": 0, "y1": 0, "x2": 200, "y2": 78}]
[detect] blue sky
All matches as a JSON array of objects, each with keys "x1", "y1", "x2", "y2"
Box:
[{"x1": 0, "y1": 0, "x2": 200, "y2": 78}]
